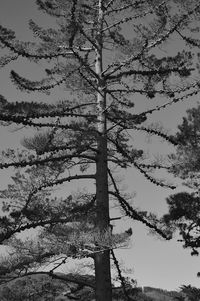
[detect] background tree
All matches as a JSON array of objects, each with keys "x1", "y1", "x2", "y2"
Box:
[
  {"x1": 168, "y1": 104, "x2": 200, "y2": 188},
  {"x1": 161, "y1": 104, "x2": 200, "y2": 256},
  {"x1": 0, "y1": 275, "x2": 65, "y2": 301},
  {"x1": 1, "y1": 1, "x2": 200, "y2": 300},
  {"x1": 179, "y1": 285, "x2": 200, "y2": 301}
]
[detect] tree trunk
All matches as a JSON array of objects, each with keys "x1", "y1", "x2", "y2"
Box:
[
  {"x1": 95, "y1": 129, "x2": 112, "y2": 300},
  {"x1": 94, "y1": 105, "x2": 112, "y2": 301},
  {"x1": 94, "y1": 1, "x2": 112, "y2": 300}
]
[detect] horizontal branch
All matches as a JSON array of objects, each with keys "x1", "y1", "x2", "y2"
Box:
[
  {"x1": 34, "y1": 173, "x2": 96, "y2": 189},
  {"x1": 0, "y1": 113, "x2": 97, "y2": 133},
  {"x1": 49, "y1": 272, "x2": 95, "y2": 288},
  {"x1": 0, "y1": 54, "x2": 19, "y2": 68},
  {"x1": 106, "y1": 67, "x2": 194, "y2": 81},
  {"x1": 0, "y1": 194, "x2": 96, "y2": 243},
  {"x1": 35, "y1": 143, "x2": 96, "y2": 156},
  {"x1": 107, "y1": 82, "x2": 200, "y2": 131},
  {"x1": 10, "y1": 63, "x2": 86, "y2": 92},
  {"x1": 137, "y1": 163, "x2": 170, "y2": 170},
  {"x1": 143, "y1": 87, "x2": 200, "y2": 117},
  {"x1": 109, "y1": 78, "x2": 200, "y2": 97},
  {"x1": 0, "y1": 152, "x2": 96, "y2": 169},
  {"x1": 0, "y1": 252, "x2": 56, "y2": 278},
  {"x1": 11, "y1": 70, "x2": 66, "y2": 92},
  {"x1": 1, "y1": 99, "x2": 97, "y2": 119},
  {"x1": 0, "y1": 217, "x2": 73, "y2": 243},
  {"x1": 108, "y1": 87, "x2": 169, "y2": 96},
  {"x1": 0, "y1": 32, "x2": 72, "y2": 60},
  {"x1": 1, "y1": 271, "x2": 95, "y2": 288}
]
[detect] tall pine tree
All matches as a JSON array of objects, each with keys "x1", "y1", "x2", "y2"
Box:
[{"x1": 1, "y1": 1, "x2": 200, "y2": 300}]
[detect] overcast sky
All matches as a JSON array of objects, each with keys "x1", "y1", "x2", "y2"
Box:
[{"x1": 0, "y1": 0, "x2": 200, "y2": 291}]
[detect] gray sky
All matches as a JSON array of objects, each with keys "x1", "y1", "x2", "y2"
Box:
[{"x1": 0, "y1": 0, "x2": 200, "y2": 291}]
